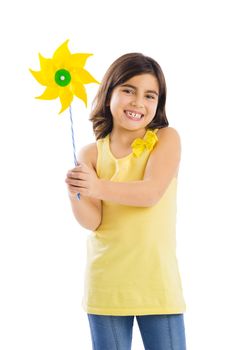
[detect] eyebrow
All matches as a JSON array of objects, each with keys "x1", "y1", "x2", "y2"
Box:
[{"x1": 120, "y1": 83, "x2": 159, "y2": 96}]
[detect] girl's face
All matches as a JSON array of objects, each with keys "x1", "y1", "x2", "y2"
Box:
[{"x1": 109, "y1": 73, "x2": 159, "y2": 132}]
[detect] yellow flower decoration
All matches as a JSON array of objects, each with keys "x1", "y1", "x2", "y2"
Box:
[
  {"x1": 29, "y1": 40, "x2": 99, "y2": 113},
  {"x1": 131, "y1": 129, "x2": 158, "y2": 158}
]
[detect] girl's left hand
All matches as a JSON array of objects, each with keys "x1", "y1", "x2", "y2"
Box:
[{"x1": 65, "y1": 162, "x2": 100, "y2": 199}]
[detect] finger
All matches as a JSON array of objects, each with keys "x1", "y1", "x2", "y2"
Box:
[
  {"x1": 67, "y1": 164, "x2": 82, "y2": 174},
  {"x1": 66, "y1": 178, "x2": 80, "y2": 185},
  {"x1": 66, "y1": 178, "x2": 87, "y2": 187},
  {"x1": 67, "y1": 185, "x2": 81, "y2": 196},
  {"x1": 67, "y1": 185, "x2": 87, "y2": 196},
  {"x1": 70, "y1": 186, "x2": 88, "y2": 196},
  {"x1": 66, "y1": 172, "x2": 86, "y2": 180},
  {"x1": 68, "y1": 184, "x2": 81, "y2": 190},
  {"x1": 69, "y1": 169, "x2": 88, "y2": 176}
]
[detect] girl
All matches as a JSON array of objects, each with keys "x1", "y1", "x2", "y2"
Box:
[{"x1": 65, "y1": 53, "x2": 187, "y2": 350}]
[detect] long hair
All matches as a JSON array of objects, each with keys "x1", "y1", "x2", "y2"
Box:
[{"x1": 89, "y1": 53, "x2": 169, "y2": 140}]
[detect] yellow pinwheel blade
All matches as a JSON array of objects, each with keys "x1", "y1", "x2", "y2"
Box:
[
  {"x1": 39, "y1": 54, "x2": 53, "y2": 73},
  {"x1": 72, "y1": 81, "x2": 87, "y2": 106},
  {"x1": 73, "y1": 68, "x2": 99, "y2": 84},
  {"x1": 29, "y1": 69, "x2": 47, "y2": 86},
  {"x1": 58, "y1": 87, "x2": 73, "y2": 114},
  {"x1": 29, "y1": 69, "x2": 49, "y2": 86},
  {"x1": 36, "y1": 86, "x2": 59, "y2": 100},
  {"x1": 53, "y1": 39, "x2": 71, "y2": 67},
  {"x1": 70, "y1": 53, "x2": 93, "y2": 68}
]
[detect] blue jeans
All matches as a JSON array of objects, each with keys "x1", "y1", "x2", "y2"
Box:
[{"x1": 87, "y1": 313, "x2": 187, "y2": 350}]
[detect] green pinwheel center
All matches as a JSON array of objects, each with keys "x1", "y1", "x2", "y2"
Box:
[{"x1": 55, "y1": 69, "x2": 71, "y2": 87}]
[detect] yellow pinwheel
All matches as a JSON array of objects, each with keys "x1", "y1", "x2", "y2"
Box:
[{"x1": 30, "y1": 40, "x2": 99, "y2": 113}]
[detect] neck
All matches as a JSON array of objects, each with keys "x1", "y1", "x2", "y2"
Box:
[{"x1": 109, "y1": 127, "x2": 148, "y2": 147}]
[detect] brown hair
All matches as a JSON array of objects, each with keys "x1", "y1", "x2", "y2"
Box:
[{"x1": 89, "y1": 52, "x2": 169, "y2": 140}]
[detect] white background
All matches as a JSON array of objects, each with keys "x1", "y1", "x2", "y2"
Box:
[{"x1": 0, "y1": 0, "x2": 232, "y2": 349}]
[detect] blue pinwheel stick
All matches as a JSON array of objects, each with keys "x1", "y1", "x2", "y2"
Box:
[{"x1": 69, "y1": 105, "x2": 81, "y2": 201}]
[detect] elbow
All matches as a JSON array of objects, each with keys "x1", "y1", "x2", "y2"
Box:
[
  {"x1": 137, "y1": 197, "x2": 157, "y2": 208},
  {"x1": 146, "y1": 189, "x2": 161, "y2": 207},
  {"x1": 80, "y1": 220, "x2": 101, "y2": 231},
  {"x1": 93, "y1": 219, "x2": 102, "y2": 231},
  {"x1": 85, "y1": 216, "x2": 102, "y2": 231},
  {"x1": 90, "y1": 214, "x2": 102, "y2": 231},
  {"x1": 144, "y1": 200, "x2": 156, "y2": 208},
  {"x1": 74, "y1": 214, "x2": 102, "y2": 231},
  {"x1": 90, "y1": 219, "x2": 102, "y2": 231},
  {"x1": 134, "y1": 192, "x2": 158, "y2": 208}
]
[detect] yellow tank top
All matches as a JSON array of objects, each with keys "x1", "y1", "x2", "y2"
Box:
[{"x1": 82, "y1": 128, "x2": 186, "y2": 315}]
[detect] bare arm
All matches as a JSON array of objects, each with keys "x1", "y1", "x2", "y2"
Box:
[
  {"x1": 96, "y1": 127, "x2": 181, "y2": 207},
  {"x1": 66, "y1": 144, "x2": 102, "y2": 231},
  {"x1": 97, "y1": 179, "x2": 154, "y2": 207}
]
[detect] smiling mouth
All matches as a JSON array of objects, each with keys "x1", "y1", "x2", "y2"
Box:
[{"x1": 124, "y1": 110, "x2": 144, "y2": 121}]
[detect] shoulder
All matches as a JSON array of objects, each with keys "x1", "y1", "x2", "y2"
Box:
[
  {"x1": 156, "y1": 126, "x2": 181, "y2": 154},
  {"x1": 77, "y1": 142, "x2": 98, "y2": 171},
  {"x1": 157, "y1": 126, "x2": 181, "y2": 141},
  {"x1": 149, "y1": 126, "x2": 181, "y2": 169},
  {"x1": 144, "y1": 126, "x2": 181, "y2": 183}
]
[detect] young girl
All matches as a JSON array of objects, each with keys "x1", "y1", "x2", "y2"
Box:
[{"x1": 65, "y1": 53, "x2": 187, "y2": 350}]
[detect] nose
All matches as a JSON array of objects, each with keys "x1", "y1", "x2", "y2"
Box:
[{"x1": 131, "y1": 96, "x2": 144, "y2": 108}]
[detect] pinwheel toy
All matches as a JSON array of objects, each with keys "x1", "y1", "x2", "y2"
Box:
[{"x1": 30, "y1": 40, "x2": 99, "y2": 200}]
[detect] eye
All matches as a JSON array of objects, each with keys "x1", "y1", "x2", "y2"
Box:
[
  {"x1": 146, "y1": 94, "x2": 156, "y2": 100},
  {"x1": 122, "y1": 88, "x2": 134, "y2": 94}
]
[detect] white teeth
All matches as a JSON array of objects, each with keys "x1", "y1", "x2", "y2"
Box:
[{"x1": 126, "y1": 111, "x2": 142, "y2": 119}]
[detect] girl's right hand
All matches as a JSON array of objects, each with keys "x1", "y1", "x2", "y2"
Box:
[
  {"x1": 65, "y1": 163, "x2": 101, "y2": 199},
  {"x1": 65, "y1": 165, "x2": 82, "y2": 198}
]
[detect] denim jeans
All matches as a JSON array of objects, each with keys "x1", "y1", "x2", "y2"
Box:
[{"x1": 87, "y1": 313, "x2": 187, "y2": 350}]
